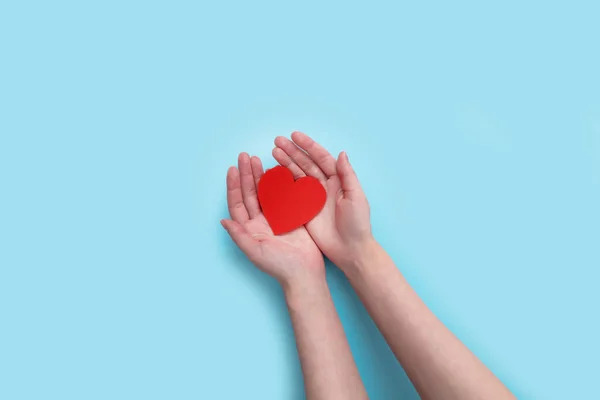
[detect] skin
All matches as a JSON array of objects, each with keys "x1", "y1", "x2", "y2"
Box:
[
  {"x1": 221, "y1": 153, "x2": 368, "y2": 400},
  {"x1": 270, "y1": 132, "x2": 516, "y2": 400}
]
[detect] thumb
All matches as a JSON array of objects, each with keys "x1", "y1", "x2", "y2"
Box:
[
  {"x1": 336, "y1": 151, "x2": 362, "y2": 200},
  {"x1": 221, "y1": 219, "x2": 257, "y2": 258}
]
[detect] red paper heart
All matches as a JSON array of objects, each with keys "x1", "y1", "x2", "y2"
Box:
[{"x1": 257, "y1": 166, "x2": 326, "y2": 235}]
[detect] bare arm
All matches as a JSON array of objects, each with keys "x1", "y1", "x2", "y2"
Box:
[
  {"x1": 221, "y1": 152, "x2": 367, "y2": 400},
  {"x1": 284, "y1": 275, "x2": 368, "y2": 400},
  {"x1": 274, "y1": 132, "x2": 514, "y2": 400},
  {"x1": 345, "y1": 240, "x2": 513, "y2": 400}
]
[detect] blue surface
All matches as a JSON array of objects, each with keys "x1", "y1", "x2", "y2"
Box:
[{"x1": 1, "y1": 1, "x2": 599, "y2": 399}]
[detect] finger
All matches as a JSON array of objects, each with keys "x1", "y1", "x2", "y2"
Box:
[
  {"x1": 238, "y1": 152, "x2": 261, "y2": 218},
  {"x1": 226, "y1": 166, "x2": 250, "y2": 223},
  {"x1": 274, "y1": 136, "x2": 327, "y2": 182},
  {"x1": 250, "y1": 156, "x2": 264, "y2": 188},
  {"x1": 336, "y1": 151, "x2": 363, "y2": 200},
  {"x1": 221, "y1": 219, "x2": 258, "y2": 259},
  {"x1": 291, "y1": 131, "x2": 337, "y2": 177},
  {"x1": 272, "y1": 147, "x2": 305, "y2": 179}
]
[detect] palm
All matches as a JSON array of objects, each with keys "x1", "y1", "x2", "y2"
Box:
[
  {"x1": 222, "y1": 153, "x2": 324, "y2": 283},
  {"x1": 272, "y1": 132, "x2": 371, "y2": 265},
  {"x1": 242, "y1": 214, "x2": 322, "y2": 272},
  {"x1": 305, "y1": 177, "x2": 343, "y2": 253}
]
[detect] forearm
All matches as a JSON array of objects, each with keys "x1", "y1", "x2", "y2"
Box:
[
  {"x1": 344, "y1": 240, "x2": 513, "y2": 400},
  {"x1": 283, "y1": 274, "x2": 368, "y2": 400}
]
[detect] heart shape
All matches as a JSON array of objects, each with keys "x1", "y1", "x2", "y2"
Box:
[{"x1": 257, "y1": 166, "x2": 326, "y2": 235}]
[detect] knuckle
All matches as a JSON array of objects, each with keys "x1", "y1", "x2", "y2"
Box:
[
  {"x1": 300, "y1": 160, "x2": 313, "y2": 171},
  {"x1": 309, "y1": 165, "x2": 322, "y2": 176}
]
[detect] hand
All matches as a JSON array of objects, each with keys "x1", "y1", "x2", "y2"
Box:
[
  {"x1": 221, "y1": 152, "x2": 325, "y2": 287},
  {"x1": 272, "y1": 132, "x2": 374, "y2": 271}
]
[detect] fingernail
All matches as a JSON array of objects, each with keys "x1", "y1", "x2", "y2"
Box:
[{"x1": 220, "y1": 220, "x2": 227, "y2": 229}]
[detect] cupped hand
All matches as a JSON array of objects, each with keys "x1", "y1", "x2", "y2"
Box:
[
  {"x1": 221, "y1": 152, "x2": 325, "y2": 286},
  {"x1": 272, "y1": 132, "x2": 374, "y2": 270}
]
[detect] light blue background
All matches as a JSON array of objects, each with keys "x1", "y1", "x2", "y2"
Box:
[{"x1": 1, "y1": 1, "x2": 599, "y2": 399}]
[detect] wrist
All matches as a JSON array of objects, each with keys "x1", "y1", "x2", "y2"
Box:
[
  {"x1": 282, "y1": 271, "x2": 329, "y2": 306},
  {"x1": 341, "y1": 237, "x2": 384, "y2": 279}
]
